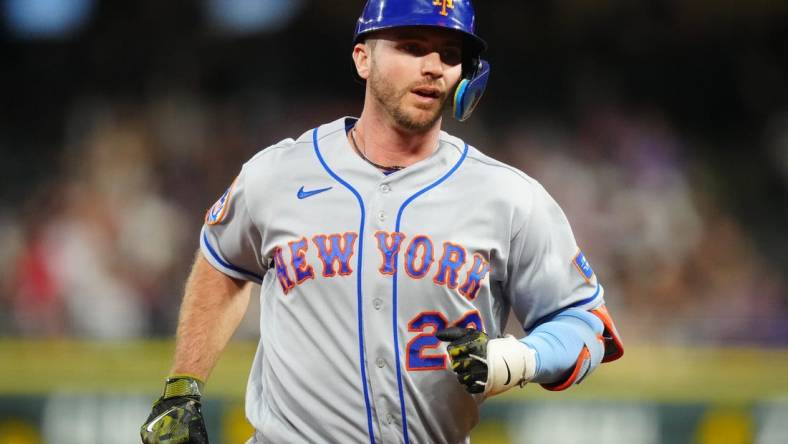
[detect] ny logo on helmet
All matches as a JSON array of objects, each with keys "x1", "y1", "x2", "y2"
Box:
[{"x1": 433, "y1": 0, "x2": 454, "y2": 17}]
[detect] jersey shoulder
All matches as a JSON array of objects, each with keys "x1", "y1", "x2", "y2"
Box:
[
  {"x1": 241, "y1": 124, "x2": 332, "y2": 181},
  {"x1": 242, "y1": 118, "x2": 350, "y2": 173},
  {"x1": 465, "y1": 146, "x2": 534, "y2": 183},
  {"x1": 441, "y1": 132, "x2": 554, "y2": 224},
  {"x1": 440, "y1": 132, "x2": 538, "y2": 186},
  {"x1": 243, "y1": 131, "x2": 312, "y2": 172},
  {"x1": 460, "y1": 141, "x2": 545, "y2": 196}
]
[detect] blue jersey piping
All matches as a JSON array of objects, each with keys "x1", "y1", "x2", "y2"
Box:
[
  {"x1": 201, "y1": 231, "x2": 264, "y2": 282},
  {"x1": 392, "y1": 143, "x2": 469, "y2": 443},
  {"x1": 527, "y1": 282, "x2": 603, "y2": 333},
  {"x1": 311, "y1": 127, "x2": 376, "y2": 444}
]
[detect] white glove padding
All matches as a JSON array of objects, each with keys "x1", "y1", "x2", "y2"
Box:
[
  {"x1": 437, "y1": 327, "x2": 537, "y2": 397},
  {"x1": 483, "y1": 335, "x2": 537, "y2": 396}
]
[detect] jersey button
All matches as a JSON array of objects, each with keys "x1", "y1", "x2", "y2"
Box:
[
  {"x1": 377, "y1": 210, "x2": 386, "y2": 222},
  {"x1": 376, "y1": 358, "x2": 386, "y2": 368},
  {"x1": 373, "y1": 298, "x2": 383, "y2": 310},
  {"x1": 385, "y1": 414, "x2": 394, "y2": 425},
  {"x1": 379, "y1": 184, "x2": 391, "y2": 193}
]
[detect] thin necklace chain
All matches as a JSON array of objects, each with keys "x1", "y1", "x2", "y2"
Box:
[{"x1": 350, "y1": 127, "x2": 405, "y2": 173}]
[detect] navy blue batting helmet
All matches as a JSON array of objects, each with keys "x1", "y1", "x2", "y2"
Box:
[
  {"x1": 354, "y1": 0, "x2": 487, "y2": 54},
  {"x1": 353, "y1": 0, "x2": 490, "y2": 121}
]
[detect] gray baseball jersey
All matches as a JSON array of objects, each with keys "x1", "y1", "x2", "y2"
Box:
[{"x1": 200, "y1": 117, "x2": 604, "y2": 443}]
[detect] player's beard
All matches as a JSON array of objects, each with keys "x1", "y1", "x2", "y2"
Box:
[{"x1": 368, "y1": 65, "x2": 449, "y2": 133}]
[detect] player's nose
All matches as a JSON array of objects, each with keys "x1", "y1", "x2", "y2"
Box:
[{"x1": 420, "y1": 51, "x2": 444, "y2": 78}]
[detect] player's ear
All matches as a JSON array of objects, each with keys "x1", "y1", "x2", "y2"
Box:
[{"x1": 352, "y1": 42, "x2": 371, "y2": 80}]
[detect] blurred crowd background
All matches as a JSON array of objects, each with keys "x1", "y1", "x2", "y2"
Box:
[{"x1": 1, "y1": 0, "x2": 787, "y2": 346}]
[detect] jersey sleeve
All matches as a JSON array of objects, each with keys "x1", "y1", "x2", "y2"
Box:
[
  {"x1": 506, "y1": 183, "x2": 604, "y2": 331},
  {"x1": 200, "y1": 165, "x2": 267, "y2": 284}
]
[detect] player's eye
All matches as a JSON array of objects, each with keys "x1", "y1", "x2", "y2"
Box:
[
  {"x1": 440, "y1": 48, "x2": 462, "y2": 66},
  {"x1": 400, "y1": 42, "x2": 427, "y2": 56}
]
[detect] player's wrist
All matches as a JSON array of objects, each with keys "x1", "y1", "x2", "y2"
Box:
[
  {"x1": 162, "y1": 374, "x2": 205, "y2": 400},
  {"x1": 483, "y1": 336, "x2": 537, "y2": 396}
]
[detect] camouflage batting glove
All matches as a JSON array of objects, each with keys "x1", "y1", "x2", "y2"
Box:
[
  {"x1": 140, "y1": 375, "x2": 209, "y2": 444},
  {"x1": 437, "y1": 327, "x2": 537, "y2": 396},
  {"x1": 436, "y1": 327, "x2": 490, "y2": 394}
]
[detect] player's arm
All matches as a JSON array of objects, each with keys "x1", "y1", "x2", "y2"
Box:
[
  {"x1": 141, "y1": 251, "x2": 251, "y2": 444},
  {"x1": 170, "y1": 251, "x2": 251, "y2": 381},
  {"x1": 141, "y1": 163, "x2": 266, "y2": 442},
  {"x1": 523, "y1": 304, "x2": 622, "y2": 390},
  {"x1": 438, "y1": 181, "x2": 623, "y2": 396},
  {"x1": 437, "y1": 304, "x2": 621, "y2": 395}
]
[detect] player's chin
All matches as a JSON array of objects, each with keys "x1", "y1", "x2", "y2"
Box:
[
  {"x1": 401, "y1": 110, "x2": 442, "y2": 132},
  {"x1": 407, "y1": 100, "x2": 444, "y2": 122}
]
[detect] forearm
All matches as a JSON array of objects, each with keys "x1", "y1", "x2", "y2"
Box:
[
  {"x1": 170, "y1": 251, "x2": 251, "y2": 381},
  {"x1": 521, "y1": 308, "x2": 605, "y2": 386},
  {"x1": 439, "y1": 307, "x2": 615, "y2": 396}
]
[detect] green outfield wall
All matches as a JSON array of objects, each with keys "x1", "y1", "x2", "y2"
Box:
[{"x1": 1, "y1": 340, "x2": 787, "y2": 443}]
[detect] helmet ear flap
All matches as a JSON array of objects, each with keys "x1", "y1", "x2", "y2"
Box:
[{"x1": 453, "y1": 59, "x2": 490, "y2": 121}]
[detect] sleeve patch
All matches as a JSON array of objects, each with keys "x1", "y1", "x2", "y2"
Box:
[
  {"x1": 205, "y1": 178, "x2": 237, "y2": 225},
  {"x1": 573, "y1": 250, "x2": 594, "y2": 282}
]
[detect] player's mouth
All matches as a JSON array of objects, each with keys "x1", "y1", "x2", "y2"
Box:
[{"x1": 411, "y1": 86, "x2": 443, "y2": 102}]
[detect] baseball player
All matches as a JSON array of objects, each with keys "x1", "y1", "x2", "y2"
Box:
[{"x1": 141, "y1": 1, "x2": 623, "y2": 443}]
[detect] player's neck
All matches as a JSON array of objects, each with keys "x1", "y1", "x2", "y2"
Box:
[{"x1": 352, "y1": 112, "x2": 442, "y2": 170}]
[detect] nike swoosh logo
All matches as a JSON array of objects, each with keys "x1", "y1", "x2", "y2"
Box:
[
  {"x1": 297, "y1": 186, "x2": 332, "y2": 200},
  {"x1": 503, "y1": 358, "x2": 512, "y2": 385},
  {"x1": 146, "y1": 406, "x2": 179, "y2": 432}
]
